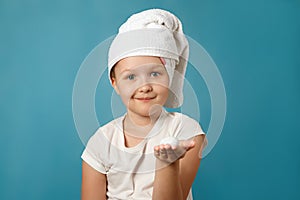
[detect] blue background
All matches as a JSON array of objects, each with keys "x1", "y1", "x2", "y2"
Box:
[{"x1": 1, "y1": 0, "x2": 299, "y2": 199}]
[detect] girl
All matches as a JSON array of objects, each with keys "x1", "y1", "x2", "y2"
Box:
[{"x1": 81, "y1": 9, "x2": 207, "y2": 200}]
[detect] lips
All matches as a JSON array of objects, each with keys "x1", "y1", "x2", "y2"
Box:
[{"x1": 135, "y1": 96, "x2": 156, "y2": 101}]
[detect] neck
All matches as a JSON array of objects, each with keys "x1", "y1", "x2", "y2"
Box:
[
  {"x1": 123, "y1": 108, "x2": 162, "y2": 138},
  {"x1": 128, "y1": 106, "x2": 162, "y2": 125}
]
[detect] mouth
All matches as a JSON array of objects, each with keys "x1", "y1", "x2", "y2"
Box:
[{"x1": 134, "y1": 96, "x2": 156, "y2": 101}]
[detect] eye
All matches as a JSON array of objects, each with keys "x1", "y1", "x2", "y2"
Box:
[
  {"x1": 127, "y1": 74, "x2": 135, "y2": 80},
  {"x1": 150, "y1": 72, "x2": 160, "y2": 77}
]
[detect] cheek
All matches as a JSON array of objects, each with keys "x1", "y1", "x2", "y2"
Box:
[
  {"x1": 117, "y1": 79, "x2": 143, "y2": 95},
  {"x1": 154, "y1": 85, "x2": 169, "y2": 97},
  {"x1": 117, "y1": 84, "x2": 135, "y2": 102},
  {"x1": 155, "y1": 75, "x2": 169, "y2": 88}
]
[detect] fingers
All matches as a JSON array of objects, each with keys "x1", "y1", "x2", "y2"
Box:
[
  {"x1": 154, "y1": 146, "x2": 160, "y2": 157},
  {"x1": 154, "y1": 144, "x2": 174, "y2": 161},
  {"x1": 154, "y1": 144, "x2": 171, "y2": 157},
  {"x1": 154, "y1": 144, "x2": 183, "y2": 163},
  {"x1": 159, "y1": 145, "x2": 168, "y2": 159},
  {"x1": 154, "y1": 138, "x2": 196, "y2": 163}
]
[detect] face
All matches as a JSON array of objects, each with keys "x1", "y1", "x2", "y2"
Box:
[{"x1": 111, "y1": 56, "x2": 169, "y2": 117}]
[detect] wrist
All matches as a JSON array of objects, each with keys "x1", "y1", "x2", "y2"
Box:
[{"x1": 155, "y1": 158, "x2": 179, "y2": 170}]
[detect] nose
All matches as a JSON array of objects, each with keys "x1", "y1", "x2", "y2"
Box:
[{"x1": 138, "y1": 84, "x2": 153, "y2": 93}]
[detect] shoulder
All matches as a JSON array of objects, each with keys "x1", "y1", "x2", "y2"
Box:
[
  {"x1": 165, "y1": 112, "x2": 202, "y2": 129},
  {"x1": 86, "y1": 116, "x2": 123, "y2": 147},
  {"x1": 164, "y1": 111, "x2": 205, "y2": 139},
  {"x1": 82, "y1": 117, "x2": 124, "y2": 168},
  {"x1": 98, "y1": 116, "x2": 123, "y2": 136},
  {"x1": 100, "y1": 116, "x2": 123, "y2": 132}
]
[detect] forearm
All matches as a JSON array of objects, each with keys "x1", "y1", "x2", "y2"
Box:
[{"x1": 152, "y1": 160, "x2": 183, "y2": 200}]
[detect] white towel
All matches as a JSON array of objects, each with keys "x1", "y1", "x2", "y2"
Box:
[{"x1": 108, "y1": 8, "x2": 189, "y2": 108}]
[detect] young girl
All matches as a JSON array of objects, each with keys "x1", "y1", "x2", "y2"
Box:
[{"x1": 81, "y1": 9, "x2": 207, "y2": 200}]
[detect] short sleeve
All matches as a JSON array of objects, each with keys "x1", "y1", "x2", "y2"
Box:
[
  {"x1": 175, "y1": 114, "x2": 205, "y2": 139},
  {"x1": 81, "y1": 131, "x2": 108, "y2": 174},
  {"x1": 173, "y1": 113, "x2": 208, "y2": 150}
]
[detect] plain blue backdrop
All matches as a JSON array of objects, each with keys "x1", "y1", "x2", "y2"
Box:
[{"x1": 1, "y1": 0, "x2": 299, "y2": 199}]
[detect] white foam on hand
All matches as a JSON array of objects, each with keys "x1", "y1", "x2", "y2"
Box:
[{"x1": 160, "y1": 137, "x2": 179, "y2": 147}]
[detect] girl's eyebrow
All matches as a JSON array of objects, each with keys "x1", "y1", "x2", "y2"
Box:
[
  {"x1": 119, "y1": 68, "x2": 132, "y2": 74},
  {"x1": 151, "y1": 64, "x2": 164, "y2": 70}
]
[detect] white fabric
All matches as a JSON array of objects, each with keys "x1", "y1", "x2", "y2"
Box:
[
  {"x1": 108, "y1": 9, "x2": 189, "y2": 108},
  {"x1": 81, "y1": 109, "x2": 206, "y2": 200},
  {"x1": 164, "y1": 58, "x2": 176, "y2": 87}
]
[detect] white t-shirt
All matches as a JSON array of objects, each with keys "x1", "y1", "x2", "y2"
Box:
[{"x1": 81, "y1": 109, "x2": 206, "y2": 200}]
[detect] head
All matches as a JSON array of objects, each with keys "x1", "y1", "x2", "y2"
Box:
[
  {"x1": 108, "y1": 9, "x2": 189, "y2": 108},
  {"x1": 110, "y1": 56, "x2": 169, "y2": 117}
]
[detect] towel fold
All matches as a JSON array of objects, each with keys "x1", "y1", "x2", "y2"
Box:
[{"x1": 108, "y1": 9, "x2": 189, "y2": 108}]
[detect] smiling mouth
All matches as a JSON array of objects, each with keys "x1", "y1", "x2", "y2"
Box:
[{"x1": 135, "y1": 97, "x2": 156, "y2": 101}]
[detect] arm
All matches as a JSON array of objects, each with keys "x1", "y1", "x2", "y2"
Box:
[
  {"x1": 152, "y1": 134, "x2": 206, "y2": 200},
  {"x1": 81, "y1": 161, "x2": 107, "y2": 200}
]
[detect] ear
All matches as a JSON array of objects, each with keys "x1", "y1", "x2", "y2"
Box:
[{"x1": 111, "y1": 77, "x2": 120, "y2": 95}]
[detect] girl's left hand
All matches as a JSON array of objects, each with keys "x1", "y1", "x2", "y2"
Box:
[{"x1": 154, "y1": 139, "x2": 195, "y2": 163}]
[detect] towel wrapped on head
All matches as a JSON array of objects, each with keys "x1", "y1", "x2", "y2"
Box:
[{"x1": 108, "y1": 9, "x2": 189, "y2": 108}]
